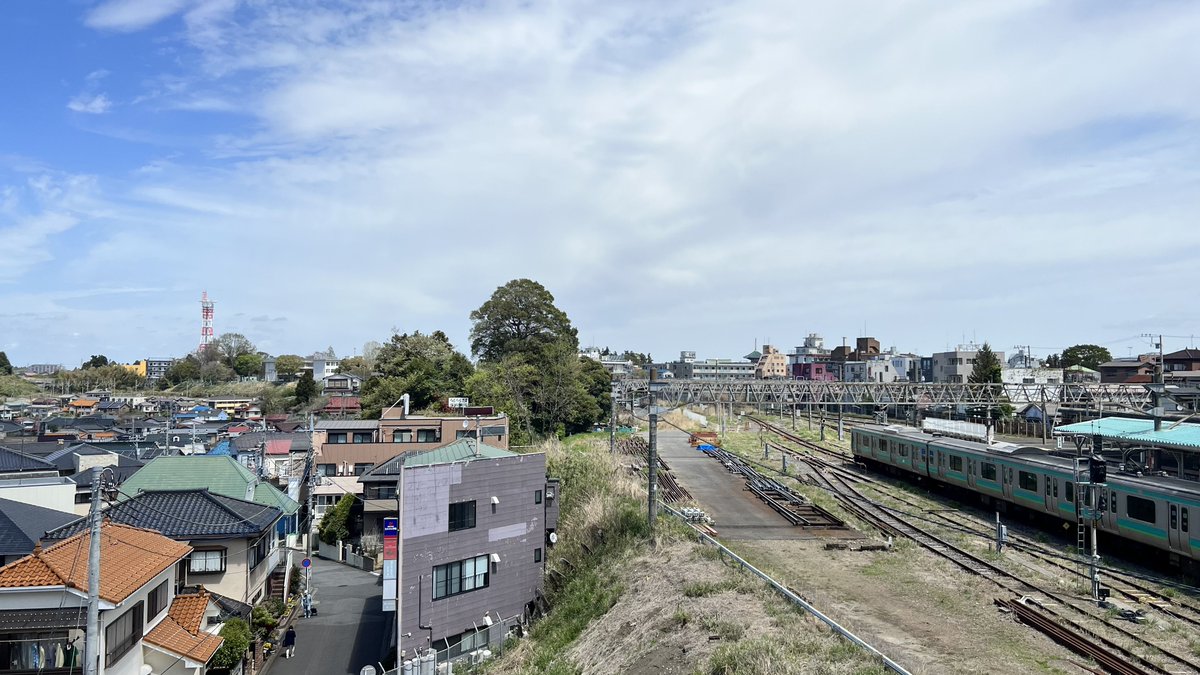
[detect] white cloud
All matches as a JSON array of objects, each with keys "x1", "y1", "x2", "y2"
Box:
[
  {"x1": 67, "y1": 92, "x2": 112, "y2": 114},
  {"x1": 12, "y1": 0, "x2": 1200, "y2": 363},
  {"x1": 84, "y1": 0, "x2": 193, "y2": 32}
]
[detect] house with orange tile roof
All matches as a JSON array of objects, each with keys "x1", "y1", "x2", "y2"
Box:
[{"x1": 0, "y1": 522, "x2": 224, "y2": 675}]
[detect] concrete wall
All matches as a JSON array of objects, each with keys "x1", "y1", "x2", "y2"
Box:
[
  {"x1": 0, "y1": 481, "x2": 75, "y2": 512},
  {"x1": 397, "y1": 453, "x2": 549, "y2": 658}
]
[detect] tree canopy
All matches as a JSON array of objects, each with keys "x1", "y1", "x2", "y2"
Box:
[
  {"x1": 968, "y1": 342, "x2": 1003, "y2": 384},
  {"x1": 469, "y1": 279, "x2": 578, "y2": 362},
  {"x1": 1060, "y1": 344, "x2": 1112, "y2": 371},
  {"x1": 82, "y1": 355, "x2": 109, "y2": 369},
  {"x1": 359, "y1": 331, "x2": 473, "y2": 418},
  {"x1": 294, "y1": 370, "x2": 318, "y2": 404},
  {"x1": 0, "y1": 351, "x2": 11, "y2": 376},
  {"x1": 213, "y1": 333, "x2": 256, "y2": 367},
  {"x1": 233, "y1": 353, "x2": 263, "y2": 378},
  {"x1": 274, "y1": 354, "x2": 305, "y2": 380}
]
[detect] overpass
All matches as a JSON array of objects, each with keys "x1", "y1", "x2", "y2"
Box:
[{"x1": 615, "y1": 379, "x2": 1162, "y2": 413}]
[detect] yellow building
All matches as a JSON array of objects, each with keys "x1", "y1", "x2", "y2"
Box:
[{"x1": 122, "y1": 361, "x2": 148, "y2": 378}]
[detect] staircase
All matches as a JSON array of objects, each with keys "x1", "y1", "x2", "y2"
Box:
[{"x1": 268, "y1": 566, "x2": 289, "y2": 601}]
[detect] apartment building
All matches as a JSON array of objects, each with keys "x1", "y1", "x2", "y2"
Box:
[
  {"x1": 931, "y1": 345, "x2": 1006, "y2": 384},
  {"x1": 314, "y1": 412, "x2": 510, "y2": 478}
]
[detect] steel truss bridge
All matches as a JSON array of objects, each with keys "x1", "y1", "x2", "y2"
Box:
[{"x1": 616, "y1": 379, "x2": 1163, "y2": 413}]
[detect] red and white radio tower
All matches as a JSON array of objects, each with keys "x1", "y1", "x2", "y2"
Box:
[{"x1": 198, "y1": 291, "x2": 215, "y2": 352}]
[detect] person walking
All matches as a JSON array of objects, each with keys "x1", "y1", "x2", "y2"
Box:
[
  {"x1": 302, "y1": 591, "x2": 312, "y2": 618},
  {"x1": 283, "y1": 626, "x2": 297, "y2": 659}
]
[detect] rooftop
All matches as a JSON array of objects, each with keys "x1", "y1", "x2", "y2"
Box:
[
  {"x1": 0, "y1": 522, "x2": 191, "y2": 603},
  {"x1": 46, "y1": 489, "x2": 281, "y2": 541},
  {"x1": 0, "y1": 446, "x2": 57, "y2": 473},
  {"x1": 315, "y1": 420, "x2": 378, "y2": 431},
  {"x1": 361, "y1": 438, "x2": 516, "y2": 479},
  {"x1": 0, "y1": 497, "x2": 78, "y2": 557},
  {"x1": 1055, "y1": 416, "x2": 1200, "y2": 451},
  {"x1": 120, "y1": 455, "x2": 300, "y2": 515},
  {"x1": 143, "y1": 590, "x2": 224, "y2": 663}
]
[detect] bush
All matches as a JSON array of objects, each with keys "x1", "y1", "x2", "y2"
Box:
[
  {"x1": 211, "y1": 619, "x2": 251, "y2": 670},
  {"x1": 252, "y1": 604, "x2": 280, "y2": 633},
  {"x1": 318, "y1": 493, "x2": 355, "y2": 545}
]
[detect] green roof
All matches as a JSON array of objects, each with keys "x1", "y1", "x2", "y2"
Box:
[
  {"x1": 1055, "y1": 417, "x2": 1200, "y2": 451},
  {"x1": 121, "y1": 455, "x2": 300, "y2": 515},
  {"x1": 404, "y1": 438, "x2": 516, "y2": 468}
]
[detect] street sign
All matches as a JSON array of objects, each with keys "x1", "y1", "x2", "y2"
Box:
[
  {"x1": 301, "y1": 558, "x2": 311, "y2": 568},
  {"x1": 448, "y1": 397, "x2": 469, "y2": 408}
]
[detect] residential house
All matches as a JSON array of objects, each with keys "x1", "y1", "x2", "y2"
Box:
[
  {"x1": 1164, "y1": 349, "x2": 1200, "y2": 375},
  {"x1": 321, "y1": 373, "x2": 362, "y2": 396},
  {"x1": 314, "y1": 413, "x2": 510, "y2": 480},
  {"x1": 45, "y1": 490, "x2": 286, "y2": 606},
  {"x1": 0, "y1": 497, "x2": 77, "y2": 566},
  {"x1": 1098, "y1": 355, "x2": 1157, "y2": 384},
  {"x1": 119, "y1": 455, "x2": 301, "y2": 539},
  {"x1": 931, "y1": 344, "x2": 1007, "y2": 384},
  {"x1": 0, "y1": 522, "x2": 221, "y2": 675},
  {"x1": 68, "y1": 399, "x2": 100, "y2": 415},
  {"x1": 322, "y1": 396, "x2": 362, "y2": 417},
  {"x1": 0, "y1": 447, "x2": 76, "y2": 512},
  {"x1": 1063, "y1": 365, "x2": 1101, "y2": 383},
  {"x1": 380, "y1": 439, "x2": 560, "y2": 660},
  {"x1": 0, "y1": 421, "x2": 22, "y2": 439},
  {"x1": 792, "y1": 361, "x2": 834, "y2": 381}
]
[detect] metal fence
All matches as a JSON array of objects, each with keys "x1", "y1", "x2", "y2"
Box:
[{"x1": 381, "y1": 616, "x2": 521, "y2": 675}]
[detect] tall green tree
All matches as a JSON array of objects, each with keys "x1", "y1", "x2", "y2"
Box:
[
  {"x1": 233, "y1": 353, "x2": 263, "y2": 378},
  {"x1": 213, "y1": 333, "x2": 256, "y2": 367},
  {"x1": 161, "y1": 357, "x2": 202, "y2": 387},
  {"x1": 0, "y1": 351, "x2": 12, "y2": 375},
  {"x1": 274, "y1": 354, "x2": 305, "y2": 381},
  {"x1": 1060, "y1": 344, "x2": 1112, "y2": 371},
  {"x1": 294, "y1": 370, "x2": 318, "y2": 404},
  {"x1": 199, "y1": 361, "x2": 236, "y2": 385},
  {"x1": 469, "y1": 279, "x2": 578, "y2": 361},
  {"x1": 968, "y1": 342, "x2": 1003, "y2": 384},
  {"x1": 1046, "y1": 353, "x2": 1061, "y2": 368},
  {"x1": 359, "y1": 331, "x2": 473, "y2": 417},
  {"x1": 82, "y1": 355, "x2": 109, "y2": 369},
  {"x1": 465, "y1": 354, "x2": 539, "y2": 443}
]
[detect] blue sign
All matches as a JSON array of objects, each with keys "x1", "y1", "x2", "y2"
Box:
[
  {"x1": 383, "y1": 517, "x2": 399, "y2": 538},
  {"x1": 301, "y1": 558, "x2": 311, "y2": 568}
]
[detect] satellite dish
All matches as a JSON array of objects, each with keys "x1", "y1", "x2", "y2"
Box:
[
  {"x1": 359, "y1": 667, "x2": 377, "y2": 675},
  {"x1": 548, "y1": 532, "x2": 558, "y2": 544}
]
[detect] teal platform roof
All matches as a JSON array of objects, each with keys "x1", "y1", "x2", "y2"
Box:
[{"x1": 1055, "y1": 417, "x2": 1200, "y2": 450}]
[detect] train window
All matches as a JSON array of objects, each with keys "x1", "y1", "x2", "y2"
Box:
[
  {"x1": 1065, "y1": 482, "x2": 1074, "y2": 503},
  {"x1": 1098, "y1": 494, "x2": 1107, "y2": 512},
  {"x1": 1126, "y1": 495, "x2": 1156, "y2": 524},
  {"x1": 1044, "y1": 480, "x2": 1050, "y2": 497},
  {"x1": 1018, "y1": 471, "x2": 1038, "y2": 492},
  {"x1": 1111, "y1": 491, "x2": 1116, "y2": 513},
  {"x1": 1052, "y1": 480, "x2": 1058, "y2": 498},
  {"x1": 949, "y1": 455, "x2": 962, "y2": 472},
  {"x1": 1183, "y1": 508, "x2": 1189, "y2": 533},
  {"x1": 1170, "y1": 505, "x2": 1178, "y2": 529},
  {"x1": 981, "y1": 463, "x2": 997, "y2": 481}
]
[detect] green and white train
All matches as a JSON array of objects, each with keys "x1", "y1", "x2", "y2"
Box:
[{"x1": 851, "y1": 424, "x2": 1199, "y2": 565}]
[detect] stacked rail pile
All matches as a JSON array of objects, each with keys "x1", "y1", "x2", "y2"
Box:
[
  {"x1": 706, "y1": 445, "x2": 846, "y2": 529},
  {"x1": 616, "y1": 436, "x2": 693, "y2": 503}
]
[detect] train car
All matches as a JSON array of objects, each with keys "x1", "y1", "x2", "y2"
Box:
[{"x1": 851, "y1": 424, "x2": 1200, "y2": 565}]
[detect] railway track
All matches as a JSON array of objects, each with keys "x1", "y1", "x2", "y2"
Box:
[{"x1": 746, "y1": 416, "x2": 1200, "y2": 674}]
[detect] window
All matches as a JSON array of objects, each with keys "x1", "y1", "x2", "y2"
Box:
[
  {"x1": 949, "y1": 455, "x2": 963, "y2": 472},
  {"x1": 249, "y1": 535, "x2": 271, "y2": 570},
  {"x1": 1111, "y1": 491, "x2": 1117, "y2": 513},
  {"x1": 1170, "y1": 505, "x2": 1178, "y2": 529},
  {"x1": 416, "y1": 428, "x2": 440, "y2": 443},
  {"x1": 147, "y1": 581, "x2": 169, "y2": 621},
  {"x1": 105, "y1": 601, "x2": 143, "y2": 667},
  {"x1": 1127, "y1": 495, "x2": 1156, "y2": 524},
  {"x1": 535, "y1": 489, "x2": 543, "y2": 505},
  {"x1": 1183, "y1": 508, "x2": 1189, "y2": 533},
  {"x1": 318, "y1": 464, "x2": 336, "y2": 477},
  {"x1": 327, "y1": 432, "x2": 347, "y2": 444},
  {"x1": 1018, "y1": 471, "x2": 1038, "y2": 492},
  {"x1": 981, "y1": 463, "x2": 997, "y2": 481},
  {"x1": 353, "y1": 463, "x2": 373, "y2": 476},
  {"x1": 433, "y1": 554, "x2": 490, "y2": 600},
  {"x1": 352, "y1": 432, "x2": 373, "y2": 444},
  {"x1": 1065, "y1": 482, "x2": 1075, "y2": 503},
  {"x1": 372, "y1": 486, "x2": 397, "y2": 500},
  {"x1": 393, "y1": 429, "x2": 414, "y2": 443},
  {"x1": 534, "y1": 548, "x2": 542, "y2": 563},
  {"x1": 449, "y1": 501, "x2": 476, "y2": 532},
  {"x1": 189, "y1": 549, "x2": 226, "y2": 574},
  {"x1": 1053, "y1": 480, "x2": 1058, "y2": 498}
]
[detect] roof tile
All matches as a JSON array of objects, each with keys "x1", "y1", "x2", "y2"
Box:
[{"x1": 144, "y1": 590, "x2": 224, "y2": 663}]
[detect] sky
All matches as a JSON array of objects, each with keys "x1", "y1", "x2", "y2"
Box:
[{"x1": 1, "y1": 0, "x2": 1199, "y2": 368}]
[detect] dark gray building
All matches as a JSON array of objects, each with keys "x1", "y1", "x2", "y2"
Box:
[{"x1": 377, "y1": 439, "x2": 559, "y2": 661}]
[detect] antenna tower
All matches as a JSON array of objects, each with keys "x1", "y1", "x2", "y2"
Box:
[{"x1": 199, "y1": 291, "x2": 215, "y2": 352}]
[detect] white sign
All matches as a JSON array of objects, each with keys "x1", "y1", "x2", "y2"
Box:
[{"x1": 448, "y1": 397, "x2": 469, "y2": 408}]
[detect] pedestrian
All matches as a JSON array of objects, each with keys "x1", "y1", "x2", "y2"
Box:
[
  {"x1": 302, "y1": 592, "x2": 312, "y2": 618},
  {"x1": 283, "y1": 626, "x2": 297, "y2": 659}
]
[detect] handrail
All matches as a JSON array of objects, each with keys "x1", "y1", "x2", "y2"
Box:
[{"x1": 659, "y1": 502, "x2": 912, "y2": 674}]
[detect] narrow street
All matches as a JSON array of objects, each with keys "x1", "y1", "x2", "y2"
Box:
[{"x1": 266, "y1": 560, "x2": 389, "y2": 675}]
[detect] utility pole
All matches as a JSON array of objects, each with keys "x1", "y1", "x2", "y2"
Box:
[
  {"x1": 84, "y1": 466, "x2": 103, "y2": 675},
  {"x1": 609, "y1": 381, "x2": 617, "y2": 454},
  {"x1": 647, "y1": 369, "x2": 659, "y2": 534},
  {"x1": 1140, "y1": 334, "x2": 1165, "y2": 431},
  {"x1": 305, "y1": 413, "x2": 315, "y2": 560}
]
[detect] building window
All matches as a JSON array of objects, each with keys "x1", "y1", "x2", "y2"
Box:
[
  {"x1": 352, "y1": 432, "x2": 373, "y2": 443},
  {"x1": 146, "y1": 580, "x2": 169, "y2": 621},
  {"x1": 433, "y1": 555, "x2": 489, "y2": 600},
  {"x1": 534, "y1": 548, "x2": 542, "y2": 563},
  {"x1": 392, "y1": 429, "x2": 413, "y2": 443},
  {"x1": 535, "y1": 489, "x2": 543, "y2": 505},
  {"x1": 317, "y1": 464, "x2": 336, "y2": 477},
  {"x1": 416, "y1": 428, "x2": 440, "y2": 443},
  {"x1": 1127, "y1": 495, "x2": 1156, "y2": 524},
  {"x1": 1018, "y1": 471, "x2": 1038, "y2": 492},
  {"x1": 353, "y1": 463, "x2": 373, "y2": 476},
  {"x1": 449, "y1": 501, "x2": 477, "y2": 532},
  {"x1": 372, "y1": 486, "x2": 397, "y2": 500},
  {"x1": 189, "y1": 549, "x2": 227, "y2": 574},
  {"x1": 328, "y1": 433, "x2": 347, "y2": 444},
  {"x1": 105, "y1": 601, "x2": 144, "y2": 667},
  {"x1": 249, "y1": 535, "x2": 271, "y2": 570}
]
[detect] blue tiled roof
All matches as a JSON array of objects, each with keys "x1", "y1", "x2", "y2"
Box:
[{"x1": 1055, "y1": 417, "x2": 1200, "y2": 450}]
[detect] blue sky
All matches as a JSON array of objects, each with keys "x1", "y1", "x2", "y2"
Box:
[{"x1": 1, "y1": 0, "x2": 1199, "y2": 367}]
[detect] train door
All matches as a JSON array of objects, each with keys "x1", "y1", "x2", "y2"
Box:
[
  {"x1": 1183, "y1": 507, "x2": 1192, "y2": 555},
  {"x1": 920, "y1": 443, "x2": 930, "y2": 477},
  {"x1": 1168, "y1": 504, "x2": 1181, "y2": 552},
  {"x1": 1001, "y1": 466, "x2": 1013, "y2": 500},
  {"x1": 966, "y1": 458, "x2": 976, "y2": 488},
  {"x1": 1043, "y1": 476, "x2": 1054, "y2": 512},
  {"x1": 1102, "y1": 488, "x2": 1117, "y2": 531}
]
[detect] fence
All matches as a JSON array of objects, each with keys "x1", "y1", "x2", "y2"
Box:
[
  {"x1": 379, "y1": 615, "x2": 522, "y2": 675},
  {"x1": 313, "y1": 538, "x2": 378, "y2": 572}
]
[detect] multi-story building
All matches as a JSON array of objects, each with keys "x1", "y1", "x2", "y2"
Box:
[
  {"x1": 661, "y1": 351, "x2": 756, "y2": 380},
  {"x1": 754, "y1": 345, "x2": 789, "y2": 379},
  {"x1": 313, "y1": 412, "x2": 510, "y2": 479},
  {"x1": 931, "y1": 344, "x2": 1006, "y2": 384},
  {"x1": 1001, "y1": 367, "x2": 1064, "y2": 385},
  {"x1": 24, "y1": 364, "x2": 62, "y2": 375},
  {"x1": 372, "y1": 439, "x2": 559, "y2": 662},
  {"x1": 579, "y1": 348, "x2": 636, "y2": 377},
  {"x1": 146, "y1": 357, "x2": 175, "y2": 383}
]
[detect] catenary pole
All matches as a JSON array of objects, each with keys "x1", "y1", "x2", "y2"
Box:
[
  {"x1": 84, "y1": 466, "x2": 102, "y2": 675},
  {"x1": 648, "y1": 369, "x2": 659, "y2": 533}
]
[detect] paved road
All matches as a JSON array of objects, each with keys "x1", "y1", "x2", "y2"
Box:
[
  {"x1": 657, "y1": 430, "x2": 808, "y2": 540},
  {"x1": 267, "y1": 560, "x2": 389, "y2": 675}
]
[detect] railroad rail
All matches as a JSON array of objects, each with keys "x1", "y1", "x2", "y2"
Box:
[
  {"x1": 705, "y1": 445, "x2": 846, "y2": 529},
  {"x1": 616, "y1": 436, "x2": 692, "y2": 503}
]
